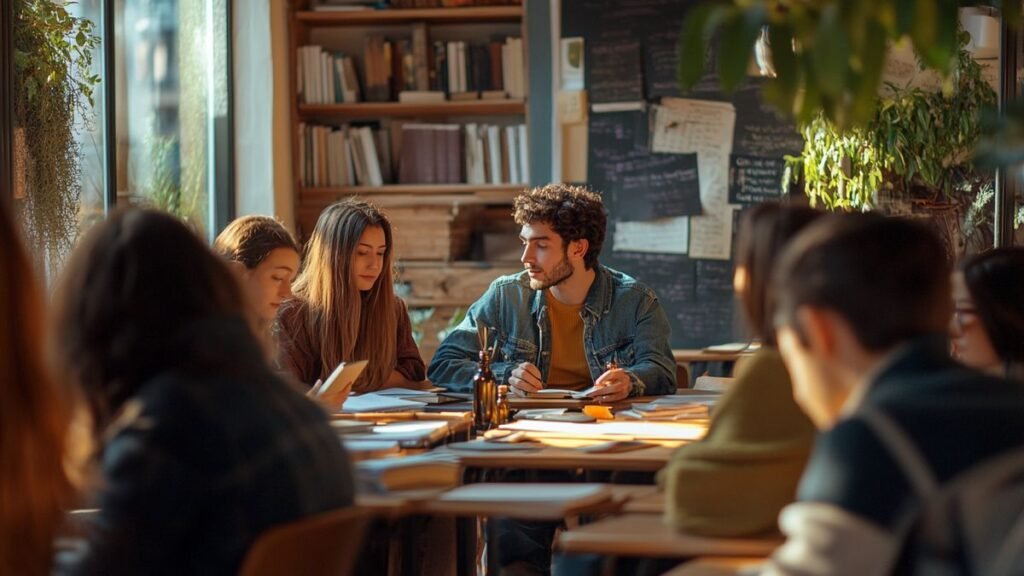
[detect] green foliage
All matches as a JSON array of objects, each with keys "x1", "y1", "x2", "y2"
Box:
[
  {"x1": 678, "y1": 0, "x2": 1020, "y2": 128},
  {"x1": 14, "y1": 0, "x2": 100, "y2": 273},
  {"x1": 141, "y1": 134, "x2": 204, "y2": 230},
  {"x1": 786, "y1": 41, "x2": 997, "y2": 212}
]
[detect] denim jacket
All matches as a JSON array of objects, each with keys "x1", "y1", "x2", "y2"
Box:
[{"x1": 427, "y1": 265, "x2": 677, "y2": 396}]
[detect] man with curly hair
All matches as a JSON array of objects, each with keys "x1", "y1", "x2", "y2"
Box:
[
  {"x1": 429, "y1": 184, "x2": 676, "y2": 574},
  {"x1": 429, "y1": 183, "x2": 677, "y2": 401}
]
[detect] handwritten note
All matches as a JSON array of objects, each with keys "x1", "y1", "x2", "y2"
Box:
[
  {"x1": 729, "y1": 155, "x2": 785, "y2": 204},
  {"x1": 612, "y1": 217, "x2": 689, "y2": 254},
  {"x1": 653, "y1": 98, "x2": 737, "y2": 260}
]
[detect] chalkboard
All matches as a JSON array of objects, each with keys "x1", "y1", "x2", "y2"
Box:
[
  {"x1": 602, "y1": 251, "x2": 737, "y2": 349},
  {"x1": 729, "y1": 155, "x2": 785, "y2": 204},
  {"x1": 565, "y1": 0, "x2": 803, "y2": 348},
  {"x1": 587, "y1": 35, "x2": 644, "y2": 104},
  {"x1": 588, "y1": 111, "x2": 702, "y2": 220}
]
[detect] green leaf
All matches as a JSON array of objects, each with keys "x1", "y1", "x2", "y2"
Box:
[
  {"x1": 717, "y1": 6, "x2": 765, "y2": 92},
  {"x1": 678, "y1": 3, "x2": 725, "y2": 91},
  {"x1": 811, "y1": 4, "x2": 849, "y2": 100},
  {"x1": 767, "y1": 23, "x2": 798, "y2": 107}
]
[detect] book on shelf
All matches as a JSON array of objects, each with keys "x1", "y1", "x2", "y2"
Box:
[{"x1": 298, "y1": 45, "x2": 362, "y2": 104}]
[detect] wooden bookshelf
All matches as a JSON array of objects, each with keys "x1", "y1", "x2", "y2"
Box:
[
  {"x1": 290, "y1": 3, "x2": 529, "y2": 342},
  {"x1": 299, "y1": 100, "x2": 526, "y2": 119},
  {"x1": 296, "y1": 6, "x2": 523, "y2": 26}
]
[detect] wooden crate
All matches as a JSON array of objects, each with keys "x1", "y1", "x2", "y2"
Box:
[
  {"x1": 386, "y1": 205, "x2": 483, "y2": 261},
  {"x1": 396, "y1": 261, "x2": 522, "y2": 307}
]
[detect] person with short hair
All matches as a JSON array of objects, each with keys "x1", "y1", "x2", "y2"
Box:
[
  {"x1": 429, "y1": 184, "x2": 676, "y2": 401},
  {"x1": 52, "y1": 209, "x2": 354, "y2": 576},
  {"x1": 950, "y1": 247, "x2": 1024, "y2": 380},
  {"x1": 213, "y1": 215, "x2": 301, "y2": 331},
  {"x1": 0, "y1": 199, "x2": 72, "y2": 576},
  {"x1": 659, "y1": 204, "x2": 820, "y2": 538},
  {"x1": 277, "y1": 198, "x2": 426, "y2": 392},
  {"x1": 764, "y1": 213, "x2": 1024, "y2": 575}
]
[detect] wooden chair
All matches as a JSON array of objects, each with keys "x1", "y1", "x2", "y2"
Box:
[
  {"x1": 676, "y1": 363, "x2": 691, "y2": 389},
  {"x1": 238, "y1": 506, "x2": 368, "y2": 576}
]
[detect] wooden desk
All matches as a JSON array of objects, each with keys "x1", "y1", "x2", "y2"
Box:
[
  {"x1": 662, "y1": 557, "x2": 767, "y2": 575},
  {"x1": 556, "y1": 514, "x2": 782, "y2": 558},
  {"x1": 438, "y1": 444, "x2": 676, "y2": 473},
  {"x1": 673, "y1": 349, "x2": 749, "y2": 364}
]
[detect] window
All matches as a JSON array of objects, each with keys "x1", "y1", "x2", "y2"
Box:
[{"x1": 5, "y1": 0, "x2": 232, "y2": 274}]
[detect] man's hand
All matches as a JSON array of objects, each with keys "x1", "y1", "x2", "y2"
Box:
[
  {"x1": 509, "y1": 362, "x2": 544, "y2": 396},
  {"x1": 591, "y1": 368, "x2": 631, "y2": 403}
]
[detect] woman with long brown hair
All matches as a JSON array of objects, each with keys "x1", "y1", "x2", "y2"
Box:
[
  {"x1": 277, "y1": 198, "x2": 425, "y2": 392},
  {"x1": 0, "y1": 199, "x2": 72, "y2": 576}
]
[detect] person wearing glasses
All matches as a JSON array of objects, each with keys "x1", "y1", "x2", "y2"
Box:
[{"x1": 950, "y1": 247, "x2": 1024, "y2": 380}]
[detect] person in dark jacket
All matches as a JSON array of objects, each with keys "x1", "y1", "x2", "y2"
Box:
[
  {"x1": 52, "y1": 209, "x2": 354, "y2": 576},
  {"x1": 764, "y1": 213, "x2": 1024, "y2": 575}
]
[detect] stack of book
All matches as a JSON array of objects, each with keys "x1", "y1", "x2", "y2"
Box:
[
  {"x1": 298, "y1": 123, "x2": 392, "y2": 187},
  {"x1": 399, "y1": 122, "x2": 528, "y2": 185},
  {"x1": 297, "y1": 46, "x2": 361, "y2": 104}
]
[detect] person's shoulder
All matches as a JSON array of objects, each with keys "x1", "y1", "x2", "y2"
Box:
[
  {"x1": 277, "y1": 297, "x2": 309, "y2": 325},
  {"x1": 799, "y1": 416, "x2": 912, "y2": 528},
  {"x1": 601, "y1": 265, "x2": 658, "y2": 301},
  {"x1": 489, "y1": 270, "x2": 530, "y2": 290}
]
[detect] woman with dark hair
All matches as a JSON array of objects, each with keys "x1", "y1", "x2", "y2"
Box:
[
  {"x1": 213, "y1": 215, "x2": 300, "y2": 330},
  {"x1": 52, "y1": 209, "x2": 353, "y2": 575},
  {"x1": 0, "y1": 199, "x2": 72, "y2": 576},
  {"x1": 950, "y1": 247, "x2": 1024, "y2": 380},
  {"x1": 658, "y1": 203, "x2": 821, "y2": 537},
  {"x1": 277, "y1": 198, "x2": 425, "y2": 392}
]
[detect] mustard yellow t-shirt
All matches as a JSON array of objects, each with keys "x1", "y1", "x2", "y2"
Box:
[{"x1": 546, "y1": 292, "x2": 591, "y2": 390}]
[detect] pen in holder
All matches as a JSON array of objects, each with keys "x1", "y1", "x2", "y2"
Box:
[{"x1": 472, "y1": 325, "x2": 499, "y2": 434}]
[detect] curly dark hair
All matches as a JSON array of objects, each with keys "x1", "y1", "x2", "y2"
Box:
[{"x1": 512, "y1": 184, "x2": 607, "y2": 270}]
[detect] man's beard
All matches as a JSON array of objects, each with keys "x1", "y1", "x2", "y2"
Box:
[{"x1": 528, "y1": 255, "x2": 574, "y2": 290}]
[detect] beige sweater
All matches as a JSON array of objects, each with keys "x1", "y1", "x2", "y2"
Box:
[{"x1": 657, "y1": 348, "x2": 816, "y2": 536}]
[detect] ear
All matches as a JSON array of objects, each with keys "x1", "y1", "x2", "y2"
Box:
[
  {"x1": 794, "y1": 306, "x2": 838, "y2": 359},
  {"x1": 570, "y1": 238, "x2": 589, "y2": 260},
  {"x1": 227, "y1": 260, "x2": 248, "y2": 278}
]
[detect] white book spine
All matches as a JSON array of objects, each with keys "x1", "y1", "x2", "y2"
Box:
[
  {"x1": 361, "y1": 127, "x2": 383, "y2": 187},
  {"x1": 486, "y1": 125, "x2": 501, "y2": 184},
  {"x1": 457, "y1": 42, "x2": 467, "y2": 94},
  {"x1": 506, "y1": 126, "x2": 519, "y2": 185},
  {"x1": 517, "y1": 124, "x2": 529, "y2": 184}
]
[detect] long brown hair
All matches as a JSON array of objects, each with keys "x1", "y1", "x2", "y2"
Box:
[
  {"x1": 52, "y1": 209, "x2": 252, "y2": 437},
  {"x1": 292, "y1": 199, "x2": 397, "y2": 390},
  {"x1": 962, "y1": 247, "x2": 1024, "y2": 377},
  {"x1": 0, "y1": 199, "x2": 72, "y2": 576}
]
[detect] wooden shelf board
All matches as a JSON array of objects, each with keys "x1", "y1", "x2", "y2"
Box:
[
  {"x1": 296, "y1": 6, "x2": 523, "y2": 26},
  {"x1": 298, "y1": 100, "x2": 526, "y2": 118},
  {"x1": 299, "y1": 185, "x2": 526, "y2": 206}
]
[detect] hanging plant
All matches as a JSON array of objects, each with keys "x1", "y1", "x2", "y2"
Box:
[
  {"x1": 13, "y1": 0, "x2": 100, "y2": 274},
  {"x1": 783, "y1": 36, "x2": 997, "y2": 251}
]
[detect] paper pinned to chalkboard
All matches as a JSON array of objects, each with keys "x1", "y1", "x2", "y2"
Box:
[
  {"x1": 612, "y1": 217, "x2": 689, "y2": 254},
  {"x1": 728, "y1": 155, "x2": 785, "y2": 204}
]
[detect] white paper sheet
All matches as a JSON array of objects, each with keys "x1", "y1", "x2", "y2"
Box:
[
  {"x1": 653, "y1": 99, "x2": 737, "y2": 260},
  {"x1": 612, "y1": 217, "x2": 689, "y2": 254}
]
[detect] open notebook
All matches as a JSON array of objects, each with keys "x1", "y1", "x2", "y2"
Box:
[{"x1": 527, "y1": 386, "x2": 602, "y2": 400}]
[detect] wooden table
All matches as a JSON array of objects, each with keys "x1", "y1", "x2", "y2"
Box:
[
  {"x1": 662, "y1": 557, "x2": 768, "y2": 575},
  {"x1": 673, "y1": 349, "x2": 749, "y2": 364},
  {"x1": 556, "y1": 514, "x2": 782, "y2": 558},
  {"x1": 437, "y1": 444, "x2": 677, "y2": 473}
]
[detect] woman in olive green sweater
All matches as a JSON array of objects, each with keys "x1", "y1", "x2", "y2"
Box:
[{"x1": 658, "y1": 204, "x2": 821, "y2": 537}]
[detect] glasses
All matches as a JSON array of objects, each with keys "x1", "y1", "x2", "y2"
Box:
[{"x1": 952, "y1": 306, "x2": 979, "y2": 332}]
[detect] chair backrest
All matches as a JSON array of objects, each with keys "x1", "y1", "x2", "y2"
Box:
[
  {"x1": 675, "y1": 363, "x2": 691, "y2": 389},
  {"x1": 238, "y1": 506, "x2": 368, "y2": 576},
  {"x1": 693, "y1": 375, "x2": 734, "y2": 392}
]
